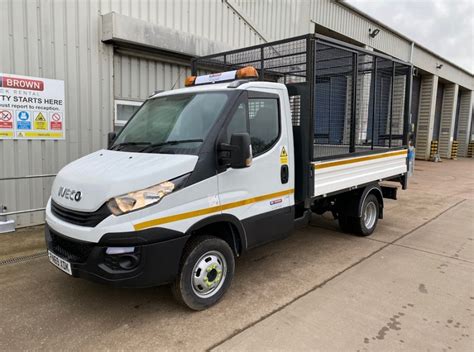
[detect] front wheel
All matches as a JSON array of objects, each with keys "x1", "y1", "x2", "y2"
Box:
[{"x1": 172, "y1": 236, "x2": 235, "y2": 310}]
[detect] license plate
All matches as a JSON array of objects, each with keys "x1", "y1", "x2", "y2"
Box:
[{"x1": 48, "y1": 250, "x2": 72, "y2": 275}]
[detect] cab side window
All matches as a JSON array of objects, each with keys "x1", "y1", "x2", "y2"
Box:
[
  {"x1": 248, "y1": 98, "x2": 280, "y2": 155},
  {"x1": 226, "y1": 102, "x2": 248, "y2": 142}
]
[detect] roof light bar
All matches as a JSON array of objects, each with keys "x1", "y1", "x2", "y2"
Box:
[
  {"x1": 236, "y1": 66, "x2": 258, "y2": 79},
  {"x1": 184, "y1": 66, "x2": 258, "y2": 87},
  {"x1": 184, "y1": 76, "x2": 196, "y2": 87}
]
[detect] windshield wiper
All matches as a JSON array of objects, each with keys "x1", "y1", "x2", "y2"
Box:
[
  {"x1": 139, "y1": 139, "x2": 204, "y2": 152},
  {"x1": 110, "y1": 142, "x2": 150, "y2": 151}
]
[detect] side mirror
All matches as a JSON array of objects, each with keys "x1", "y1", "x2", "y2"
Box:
[
  {"x1": 107, "y1": 132, "x2": 117, "y2": 149},
  {"x1": 218, "y1": 132, "x2": 252, "y2": 169}
]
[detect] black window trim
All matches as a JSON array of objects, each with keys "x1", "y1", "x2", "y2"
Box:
[
  {"x1": 215, "y1": 91, "x2": 250, "y2": 173},
  {"x1": 248, "y1": 95, "x2": 282, "y2": 157},
  {"x1": 216, "y1": 91, "x2": 282, "y2": 167},
  {"x1": 223, "y1": 94, "x2": 250, "y2": 144}
]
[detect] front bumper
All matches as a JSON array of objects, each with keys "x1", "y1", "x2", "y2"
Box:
[{"x1": 45, "y1": 224, "x2": 189, "y2": 288}]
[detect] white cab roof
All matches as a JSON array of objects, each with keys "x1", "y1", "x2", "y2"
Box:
[{"x1": 150, "y1": 81, "x2": 287, "y2": 99}]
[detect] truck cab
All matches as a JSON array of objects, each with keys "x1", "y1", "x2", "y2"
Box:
[
  {"x1": 46, "y1": 34, "x2": 412, "y2": 310},
  {"x1": 46, "y1": 71, "x2": 300, "y2": 309}
]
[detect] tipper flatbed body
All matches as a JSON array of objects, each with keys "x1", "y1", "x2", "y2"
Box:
[{"x1": 45, "y1": 34, "x2": 413, "y2": 309}]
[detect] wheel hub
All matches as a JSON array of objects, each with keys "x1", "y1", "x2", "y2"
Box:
[
  {"x1": 364, "y1": 201, "x2": 377, "y2": 229},
  {"x1": 192, "y1": 251, "x2": 226, "y2": 298},
  {"x1": 204, "y1": 263, "x2": 222, "y2": 287}
]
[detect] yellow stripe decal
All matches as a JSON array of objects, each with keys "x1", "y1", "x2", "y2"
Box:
[
  {"x1": 134, "y1": 188, "x2": 295, "y2": 231},
  {"x1": 313, "y1": 150, "x2": 407, "y2": 170}
]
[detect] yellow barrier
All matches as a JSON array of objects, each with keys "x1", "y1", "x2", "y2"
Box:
[
  {"x1": 450, "y1": 140, "x2": 458, "y2": 160},
  {"x1": 430, "y1": 140, "x2": 439, "y2": 160}
]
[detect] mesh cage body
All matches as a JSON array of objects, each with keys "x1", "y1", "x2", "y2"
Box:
[
  {"x1": 192, "y1": 34, "x2": 412, "y2": 162},
  {"x1": 193, "y1": 36, "x2": 309, "y2": 83},
  {"x1": 313, "y1": 41, "x2": 411, "y2": 159}
]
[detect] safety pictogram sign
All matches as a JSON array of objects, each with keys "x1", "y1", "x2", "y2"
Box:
[
  {"x1": 50, "y1": 112, "x2": 63, "y2": 130},
  {"x1": 0, "y1": 110, "x2": 13, "y2": 129},
  {"x1": 16, "y1": 110, "x2": 31, "y2": 130},
  {"x1": 0, "y1": 73, "x2": 65, "y2": 140},
  {"x1": 280, "y1": 146, "x2": 288, "y2": 164},
  {"x1": 34, "y1": 112, "x2": 47, "y2": 130}
]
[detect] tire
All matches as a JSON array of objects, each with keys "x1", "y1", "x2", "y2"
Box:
[
  {"x1": 172, "y1": 236, "x2": 235, "y2": 311},
  {"x1": 338, "y1": 193, "x2": 379, "y2": 236}
]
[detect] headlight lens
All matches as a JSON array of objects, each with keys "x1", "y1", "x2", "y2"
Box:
[{"x1": 107, "y1": 174, "x2": 188, "y2": 215}]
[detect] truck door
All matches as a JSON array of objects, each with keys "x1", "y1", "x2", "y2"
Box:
[{"x1": 217, "y1": 90, "x2": 295, "y2": 249}]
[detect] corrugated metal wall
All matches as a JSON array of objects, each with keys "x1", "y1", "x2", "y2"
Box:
[
  {"x1": 457, "y1": 90, "x2": 474, "y2": 157},
  {"x1": 432, "y1": 83, "x2": 445, "y2": 140},
  {"x1": 310, "y1": 0, "x2": 412, "y2": 63},
  {"x1": 410, "y1": 75, "x2": 421, "y2": 138},
  {"x1": 0, "y1": 0, "x2": 114, "y2": 227},
  {"x1": 438, "y1": 83, "x2": 459, "y2": 158},
  {"x1": 231, "y1": 0, "x2": 310, "y2": 41},
  {"x1": 412, "y1": 46, "x2": 473, "y2": 91},
  {"x1": 0, "y1": 0, "x2": 268, "y2": 227},
  {"x1": 113, "y1": 53, "x2": 190, "y2": 101},
  {"x1": 415, "y1": 75, "x2": 438, "y2": 160}
]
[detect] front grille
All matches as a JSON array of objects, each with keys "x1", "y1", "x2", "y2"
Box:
[
  {"x1": 50, "y1": 230, "x2": 95, "y2": 263},
  {"x1": 51, "y1": 200, "x2": 111, "y2": 227}
]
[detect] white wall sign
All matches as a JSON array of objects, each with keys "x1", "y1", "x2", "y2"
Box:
[{"x1": 0, "y1": 73, "x2": 65, "y2": 140}]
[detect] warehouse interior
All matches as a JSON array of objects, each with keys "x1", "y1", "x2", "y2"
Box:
[{"x1": 0, "y1": 0, "x2": 473, "y2": 229}]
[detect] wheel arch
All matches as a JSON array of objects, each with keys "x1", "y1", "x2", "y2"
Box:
[
  {"x1": 335, "y1": 182, "x2": 384, "y2": 219},
  {"x1": 358, "y1": 184, "x2": 384, "y2": 219},
  {"x1": 185, "y1": 214, "x2": 247, "y2": 256}
]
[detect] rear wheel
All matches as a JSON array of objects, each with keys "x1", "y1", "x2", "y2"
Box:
[
  {"x1": 172, "y1": 236, "x2": 235, "y2": 310},
  {"x1": 338, "y1": 193, "x2": 379, "y2": 236},
  {"x1": 360, "y1": 195, "x2": 379, "y2": 235}
]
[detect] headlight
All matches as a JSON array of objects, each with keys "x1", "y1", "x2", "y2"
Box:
[{"x1": 107, "y1": 174, "x2": 188, "y2": 215}]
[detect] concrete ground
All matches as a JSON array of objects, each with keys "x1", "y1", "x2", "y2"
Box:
[
  {"x1": 0, "y1": 159, "x2": 473, "y2": 351},
  {"x1": 0, "y1": 225, "x2": 45, "y2": 262}
]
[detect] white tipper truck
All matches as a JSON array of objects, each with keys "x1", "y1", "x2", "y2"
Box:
[{"x1": 45, "y1": 34, "x2": 413, "y2": 310}]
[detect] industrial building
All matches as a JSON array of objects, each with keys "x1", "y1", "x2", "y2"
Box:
[{"x1": 0, "y1": 0, "x2": 473, "y2": 229}]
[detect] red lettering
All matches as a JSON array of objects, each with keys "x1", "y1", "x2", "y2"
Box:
[{"x1": 1, "y1": 77, "x2": 44, "y2": 91}]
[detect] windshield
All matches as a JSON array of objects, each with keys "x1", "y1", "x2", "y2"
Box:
[{"x1": 112, "y1": 92, "x2": 230, "y2": 154}]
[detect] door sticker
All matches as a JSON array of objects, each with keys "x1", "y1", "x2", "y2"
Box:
[
  {"x1": 270, "y1": 198, "x2": 282, "y2": 206},
  {"x1": 280, "y1": 146, "x2": 288, "y2": 164},
  {"x1": 270, "y1": 196, "x2": 288, "y2": 209},
  {"x1": 207, "y1": 195, "x2": 219, "y2": 207}
]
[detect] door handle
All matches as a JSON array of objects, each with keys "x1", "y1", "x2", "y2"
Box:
[{"x1": 281, "y1": 165, "x2": 289, "y2": 184}]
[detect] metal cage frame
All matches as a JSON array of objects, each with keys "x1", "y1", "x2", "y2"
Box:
[
  {"x1": 192, "y1": 34, "x2": 412, "y2": 203},
  {"x1": 192, "y1": 33, "x2": 412, "y2": 156}
]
